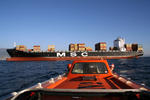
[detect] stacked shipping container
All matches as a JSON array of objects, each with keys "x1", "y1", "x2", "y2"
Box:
[
  {"x1": 138, "y1": 44, "x2": 143, "y2": 51},
  {"x1": 74, "y1": 44, "x2": 78, "y2": 51},
  {"x1": 33, "y1": 45, "x2": 41, "y2": 52},
  {"x1": 95, "y1": 42, "x2": 107, "y2": 51},
  {"x1": 132, "y1": 44, "x2": 138, "y2": 51},
  {"x1": 78, "y1": 43, "x2": 85, "y2": 51},
  {"x1": 48, "y1": 45, "x2": 55, "y2": 52},
  {"x1": 132, "y1": 44, "x2": 143, "y2": 51},
  {"x1": 125, "y1": 44, "x2": 132, "y2": 51},
  {"x1": 69, "y1": 44, "x2": 75, "y2": 51},
  {"x1": 14, "y1": 40, "x2": 143, "y2": 53},
  {"x1": 69, "y1": 43, "x2": 92, "y2": 51},
  {"x1": 85, "y1": 47, "x2": 93, "y2": 51},
  {"x1": 16, "y1": 45, "x2": 27, "y2": 51},
  {"x1": 69, "y1": 43, "x2": 85, "y2": 51},
  {"x1": 28, "y1": 49, "x2": 32, "y2": 52}
]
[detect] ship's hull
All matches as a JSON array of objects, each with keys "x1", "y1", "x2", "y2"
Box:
[{"x1": 6, "y1": 48, "x2": 143, "y2": 61}]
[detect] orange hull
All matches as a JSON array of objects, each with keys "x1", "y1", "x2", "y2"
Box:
[{"x1": 6, "y1": 56, "x2": 136, "y2": 61}]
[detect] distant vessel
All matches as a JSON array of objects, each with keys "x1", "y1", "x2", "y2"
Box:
[
  {"x1": 6, "y1": 48, "x2": 143, "y2": 61},
  {"x1": 6, "y1": 38, "x2": 144, "y2": 61}
]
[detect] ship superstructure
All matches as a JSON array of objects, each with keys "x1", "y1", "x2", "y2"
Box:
[{"x1": 114, "y1": 37, "x2": 126, "y2": 51}]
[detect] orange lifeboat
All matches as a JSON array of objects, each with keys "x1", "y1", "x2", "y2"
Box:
[{"x1": 8, "y1": 60, "x2": 150, "y2": 100}]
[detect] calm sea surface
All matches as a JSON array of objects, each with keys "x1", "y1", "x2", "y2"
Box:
[{"x1": 0, "y1": 57, "x2": 150, "y2": 100}]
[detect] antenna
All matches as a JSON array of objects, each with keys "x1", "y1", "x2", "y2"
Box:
[{"x1": 14, "y1": 42, "x2": 16, "y2": 47}]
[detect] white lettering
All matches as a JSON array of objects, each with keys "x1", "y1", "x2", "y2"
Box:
[
  {"x1": 57, "y1": 53, "x2": 66, "y2": 57},
  {"x1": 81, "y1": 52, "x2": 88, "y2": 57},
  {"x1": 70, "y1": 52, "x2": 77, "y2": 57}
]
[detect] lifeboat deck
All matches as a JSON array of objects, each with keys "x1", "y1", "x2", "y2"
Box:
[{"x1": 46, "y1": 75, "x2": 139, "y2": 89}]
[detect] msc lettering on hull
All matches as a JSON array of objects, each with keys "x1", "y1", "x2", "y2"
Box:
[{"x1": 57, "y1": 52, "x2": 88, "y2": 57}]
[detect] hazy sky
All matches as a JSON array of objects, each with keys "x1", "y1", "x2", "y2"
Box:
[{"x1": 0, "y1": 0, "x2": 150, "y2": 56}]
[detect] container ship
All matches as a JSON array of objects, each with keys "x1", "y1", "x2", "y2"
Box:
[{"x1": 6, "y1": 38, "x2": 144, "y2": 61}]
